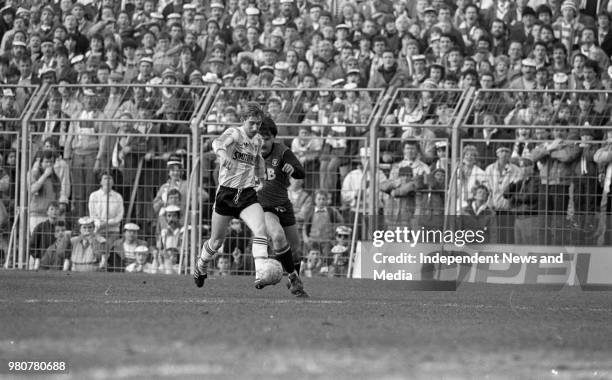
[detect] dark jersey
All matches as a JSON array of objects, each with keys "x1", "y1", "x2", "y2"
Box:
[{"x1": 258, "y1": 142, "x2": 305, "y2": 208}]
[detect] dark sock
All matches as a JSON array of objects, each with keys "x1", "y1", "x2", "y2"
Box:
[
  {"x1": 274, "y1": 245, "x2": 295, "y2": 273},
  {"x1": 293, "y1": 260, "x2": 301, "y2": 274}
]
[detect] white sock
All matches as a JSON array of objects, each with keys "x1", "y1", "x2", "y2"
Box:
[
  {"x1": 252, "y1": 236, "x2": 268, "y2": 272},
  {"x1": 200, "y1": 240, "x2": 216, "y2": 262}
]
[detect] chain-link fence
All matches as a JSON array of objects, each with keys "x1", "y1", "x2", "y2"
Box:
[
  {"x1": 23, "y1": 84, "x2": 208, "y2": 273},
  {"x1": 1, "y1": 84, "x2": 37, "y2": 270},
  {"x1": 8, "y1": 84, "x2": 612, "y2": 277},
  {"x1": 459, "y1": 89, "x2": 612, "y2": 247},
  {"x1": 200, "y1": 87, "x2": 384, "y2": 278}
]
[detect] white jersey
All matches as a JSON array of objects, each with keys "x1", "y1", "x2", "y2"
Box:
[{"x1": 214, "y1": 127, "x2": 264, "y2": 189}]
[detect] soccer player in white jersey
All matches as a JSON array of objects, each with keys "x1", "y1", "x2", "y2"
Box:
[{"x1": 194, "y1": 102, "x2": 276, "y2": 289}]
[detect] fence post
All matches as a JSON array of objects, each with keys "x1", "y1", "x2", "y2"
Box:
[
  {"x1": 447, "y1": 87, "x2": 476, "y2": 223},
  {"x1": 367, "y1": 88, "x2": 396, "y2": 235},
  {"x1": 187, "y1": 84, "x2": 219, "y2": 274},
  {"x1": 18, "y1": 84, "x2": 49, "y2": 269}
]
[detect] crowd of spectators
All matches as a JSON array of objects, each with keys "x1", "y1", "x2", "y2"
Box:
[{"x1": 3, "y1": 0, "x2": 612, "y2": 274}]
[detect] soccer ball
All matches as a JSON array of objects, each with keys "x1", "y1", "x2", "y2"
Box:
[{"x1": 256, "y1": 258, "x2": 284, "y2": 285}]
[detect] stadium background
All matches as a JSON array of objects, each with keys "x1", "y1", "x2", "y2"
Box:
[
  {"x1": 1, "y1": 1, "x2": 612, "y2": 378},
  {"x1": 1, "y1": 0, "x2": 612, "y2": 277}
]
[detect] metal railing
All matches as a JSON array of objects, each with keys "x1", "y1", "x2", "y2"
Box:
[{"x1": 6, "y1": 84, "x2": 612, "y2": 275}]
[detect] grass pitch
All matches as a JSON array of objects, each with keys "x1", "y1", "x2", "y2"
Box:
[{"x1": 1, "y1": 271, "x2": 612, "y2": 379}]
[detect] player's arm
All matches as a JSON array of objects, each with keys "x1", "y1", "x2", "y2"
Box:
[
  {"x1": 212, "y1": 128, "x2": 239, "y2": 165},
  {"x1": 255, "y1": 153, "x2": 266, "y2": 183},
  {"x1": 281, "y1": 149, "x2": 306, "y2": 179}
]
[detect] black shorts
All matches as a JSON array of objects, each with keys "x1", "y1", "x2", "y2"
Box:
[
  {"x1": 214, "y1": 186, "x2": 259, "y2": 218},
  {"x1": 263, "y1": 201, "x2": 296, "y2": 227}
]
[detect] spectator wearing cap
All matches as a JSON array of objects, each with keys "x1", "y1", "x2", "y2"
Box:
[
  {"x1": 156, "y1": 204, "x2": 185, "y2": 265},
  {"x1": 508, "y1": 6, "x2": 538, "y2": 51},
  {"x1": 552, "y1": 0, "x2": 585, "y2": 55},
  {"x1": 409, "y1": 54, "x2": 428, "y2": 86},
  {"x1": 332, "y1": 23, "x2": 350, "y2": 51},
  {"x1": 269, "y1": 27, "x2": 286, "y2": 54},
  {"x1": 153, "y1": 155, "x2": 189, "y2": 220},
  {"x1": 109, "y1": 223, "x2": 148, "y2": 271},
  {"x1": 134, "y1": 55, "x2": 154, "y2": 83},
  {"x1": 430, "y1": 141, "x2": 450, "y2": 173},
  {"x1": 88, "y1": 171, "x2": 124, "y2": 244},
  {"x1": 506, "y1": 58, "x2": 537, "y2": 106},
  {"x1": 201, "y1": 56, "x2": 225, "y2": 79},
  {"x1": 380, "y1": 140, "x2": 430, "y2": 228},
  {"x1": 36, "y1": 39, "x2": 57, "y2": 76},
  {"x1": 65, "y1": 216, "x2": 108, "y2": 272},
  {"x1": 483, "y1": 145, "x2": 522, "y2": 243},
  {"x1": 327, "y1": 226, "x2": 351, "y2": 277},
  {"x1": 125, "y1": 246, "x2": 157, "y2": 273},
  {"x1": 0, "y1": 88, "x2": 19, "y2": 123}
]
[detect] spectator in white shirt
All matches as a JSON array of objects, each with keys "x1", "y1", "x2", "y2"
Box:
[{"x1": 88, "y1": 171, "x2": 124, "y2": 244}]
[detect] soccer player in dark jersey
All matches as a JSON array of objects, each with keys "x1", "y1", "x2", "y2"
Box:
[{"x1": 258, "y1": 117, "x2": 309, "y2": 297}]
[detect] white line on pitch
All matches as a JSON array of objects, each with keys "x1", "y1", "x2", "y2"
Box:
[{"x1": 1, "y1": 298, "x2": 610, "y2": 313}]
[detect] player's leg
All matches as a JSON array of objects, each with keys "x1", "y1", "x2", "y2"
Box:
[
  {"x1": 194, "y1": 210, "x2": 232, "y2": 287},
  {"x1": 282, "y1": 223, "x2": 309, "y2": 297},
  {"x1": 283, "y1": 224, "x2": 302, "y2": 269},
  {"x1": 264, "y1": 212, "x2": 295, "y2": 273},
  {"x1": 239, "y1": 203, "x2": 277, "y2": 288}
]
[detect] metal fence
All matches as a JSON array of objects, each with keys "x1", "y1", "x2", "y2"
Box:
[
  {"x1": 5, "y1": 84, "x2": 612, "y2": 276},
  {"x1": 16, "y1": 84, "x2": 210, "y2": 273},
  {"x1": 1, "y1": 84, "x2": 38, "y2": 270},
  {"x1": 457, "y1": 89, "x2": 612, "y2": 247}
]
